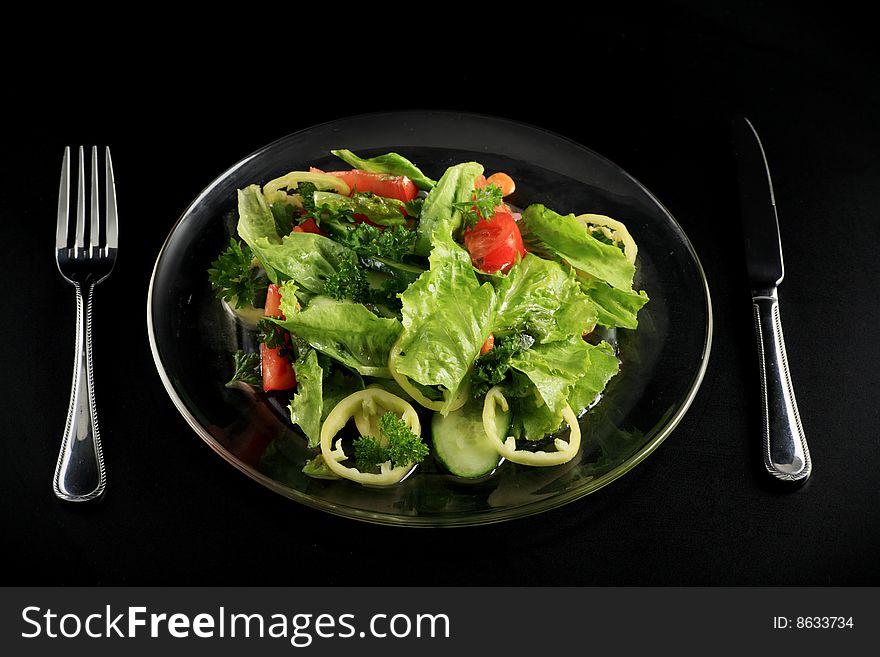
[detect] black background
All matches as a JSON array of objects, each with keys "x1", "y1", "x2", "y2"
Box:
[{"x1": 2, "y1": 3, "x2": 878, "y2": 586}]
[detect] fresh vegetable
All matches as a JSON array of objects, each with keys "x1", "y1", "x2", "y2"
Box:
[
  {"x1": 312, "y1": 167, "x2": 418, "y2": 204},
  {"x1": 508, "y1": 336, "x2": 594, "y2": 416},
  {"x1": 330, "y1": 149, "x2": 437, "y2": 191},
  {"x1": 578, "y1": 275, "x2": 649, "y2": 329},
  {"x1": 263, "y1": 170, "x2": 350, "y2": 200},
  {"x1": 331, "y1": 223, "x2": 416, "y2": 262},
  {"x1": 414, "y1": 162, "x2": 484, "y2": 256},
  {"x1": 270, "y1": 296, "x2": 402, "y2": 378},
  {"x1": 237, "y1": 185, "x2": 352, "y2": 292},
  {"x1": 353, "y1": 411, "x2": 430, "y2": 471},
  {"x1": 454, "y1": 182, "x2": 505, "y2": 229},
  {"x1": 470, "y1": 333, "x2": 533, "y2": 398},
  {"x1": 324, "y1": 253, "x2": 370, "y2": 303},
  {"x1": 313, "y1": 191, "x2": 407, "y2": 226},
  {"x1": 207, "y1": 239, "x2": 268, "y2": 309},
  {"x1": 259, "y1": 283, "x2": 297, "y2": 392},
  {"x1": 394, "y1": 235, "x2": 496, "y2": 412},
  {"x1": 485, "y1": 172, "x2": 516, "y2": 197},
  {"x1": 576, "y1": 213, "x2": 638, "y2": 264},
  {"x1": 432, "y1": 398, "x2": 504, "y2": 478},
  {"x1": 483, "y1": 387, "x2": 582, "y2": 466},
  {"x1": 225, "y1": 350, "x2": 262, "y2": 388},
  {"x1": 518, "y1": 204, "x2": 635, "y2": 292},
  {"x1": 319, "y1": 388, "x2": 423, "y2": 485},
  {"x1": 462, "y1": 210, "x2": 526, "y2": 274},
  {"x1": 290, "y1": 352, "x2": 366, "y2": 450},
  {"x1": 292, "y1": 217, "x2": 324, "y2": 235},
  {"x1": 211, "y1": 149, "x2": 649, "y2": 486},
  {"x1": 288, "y1": 349, "x2": 323, "y2": 447},
  {"x1": 491, "y1": 253, "x2": 597, "y2": 343}
]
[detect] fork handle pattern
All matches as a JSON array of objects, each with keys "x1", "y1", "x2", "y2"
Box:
[
  {"x1": 54, "y1": 283, "x2": 106, "y2": 502},
  {"x1": 752, "y1": 289, "x2": 811, "y2": 484}
]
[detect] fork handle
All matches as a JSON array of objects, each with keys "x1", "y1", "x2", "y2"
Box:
[
  {"x1": 54, "y1": 282, "x2": 106, "y2": 502},
  {"x1": 752, "y1": 288, "x2": 811, "y2": 483}
]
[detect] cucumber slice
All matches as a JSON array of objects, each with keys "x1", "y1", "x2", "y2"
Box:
[{"x1": 431, "y1": 399, "x2": 508, "y2": 478}]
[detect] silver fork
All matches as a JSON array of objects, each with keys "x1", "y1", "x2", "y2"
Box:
[{"x1": 54, "y1": 146, "x2": 118, "y2": 502}]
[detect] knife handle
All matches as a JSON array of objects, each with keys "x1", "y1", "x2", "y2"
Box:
[{"x1": 752, "y1": 289, "x2": 811, "y2": 483}]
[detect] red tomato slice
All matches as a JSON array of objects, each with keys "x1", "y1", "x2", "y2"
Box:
[
  {"x1": 463, "y1": 212, "x2": 526, "y2": 274},
  {"x1": 261, "y1": 284, "x2": 297, "y2": 391},
  {"x1": 264, "y1": 283, "x2": 284, "y2": 317},
  {"x1": 292, "y1": 217, "x2": 324, "y2": 235},
  {"x1": 261, "y1": 343, "x2": 297, "y2": 392},
  {"x1": 311, "y1": 167, "x2": 417, "y2": 203}
]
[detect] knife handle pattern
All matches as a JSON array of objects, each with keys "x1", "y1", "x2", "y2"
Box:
[{"x1": 752, "y1": 290, "x2": 811, "y2": 483}]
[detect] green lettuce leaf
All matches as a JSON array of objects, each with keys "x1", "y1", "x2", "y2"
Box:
[
  {"x1": 313, "y1": 191, "x2": 407, "y2": 226},
  {"x1": 237, "y1": 185, "x2": 353, "y2": 292},
  {"x1": 508, "y1": 336, "x2": 593, "y2": 416},
  {"x1": 492, "y1": 253, "x2": 598, "y2": 342},
  {"x1": 510, "y1": 392, "x2": 562, "y2": 442},
  {"x1": 260, "y1": 232, "x2": 352, "y2": 294},
  {"x1": 277, "y1": 280, "x2": 301, "y2": 318},
  {"x1": 331, "y1": 149, "x2": 437, "y2": 190},
  {"x1": 289, "y1": 350, "x2": 366, "y2": 448},
  {"x1": 579, "y1": 275, "x2": 650, "y2": 329},
  {"x1": 567, "y1": 341, "x2": 621, "y2": 412},
  {"x1": 518, "y1": 204, "x2": 635, "y2": 292},
  {"x1": 509, "y1": 340, "x2": 620, "y2": 441},
  {"x1": 288, "y1": 349, "x2": 323, "y2": 447},
  {"x1": 237, "y1": 184, "x2": 282, "y2": 247},
  {"x1": 414, "y1": 162, "x2": 484, "y2": 256},
  {"x1": 395, "y1": 236, "x2": 496, "y2": 400},
  {"x1": 272, "y1": 297, "x2": 402, "y2": 377}
]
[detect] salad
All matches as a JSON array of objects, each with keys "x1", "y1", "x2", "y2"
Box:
[{"x1": 208, "y1": 149, "x2": 649, "y2": 486}]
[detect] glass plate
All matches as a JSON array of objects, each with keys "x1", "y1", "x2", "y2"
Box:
[{"x1": 147, "y1": 111, "x2": 712, "y2": 526}]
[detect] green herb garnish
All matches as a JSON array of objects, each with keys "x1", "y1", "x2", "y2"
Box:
[
  {"x1": 352, "y1": 412, "x2": 430, "y2": 471},
  {"x1": 324, "y1": 254, "x2": 370, "y2": 303},
  {"x1": 454, "y1": 183, "x2": 504, "y2": 229},
  {"x1": 207, "y1": 239, "x2": 268, "y2": 308},
  {"x1": 470, "y1": 333, "x2": 534, "y2": 397},
  {"x1": 333, "y1": 223, "x2": 416, "y2": 262},
  {"x1": 225, "y1": 350, "x2": 261, "y2": 387}
]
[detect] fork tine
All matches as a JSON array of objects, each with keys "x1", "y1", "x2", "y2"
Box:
[
  {"x1": 90, "y1": 146, "x2": 101, "y2": 249},
  {"x1": 104, "y1": 147, "x2": 118, "y2": 249},
  {"x1": 55, "y1": 147, "x2": 70, "y2": 250},
  {"x1": 75, "y1": 146, "x2": 86, "y2": 249}
]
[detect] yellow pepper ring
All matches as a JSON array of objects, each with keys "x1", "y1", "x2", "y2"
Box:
[
  {"x1": 263, "y1": 171, "x2": 351, "y2": 198},
  {"x1": 482, "y1": 386, "x2": 582, "y2": 467},
  {"x1": 320, "y1": 388, "x2": 422, "y2": 486},
  {"x1": 575, "y1": 213, "x2": 638, "y2": 265}
]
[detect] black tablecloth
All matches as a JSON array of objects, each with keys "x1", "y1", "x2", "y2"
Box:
[{"x1": 3, "y1": 4, "x2": 877, "y2": 586}]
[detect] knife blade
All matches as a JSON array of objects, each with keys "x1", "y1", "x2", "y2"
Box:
[
  {"x1": 733, "y1": 117, "x2": 785, "y2": 289},
  {"x1": 732, "y1": 116, "x2": 812, "y2": 484}
]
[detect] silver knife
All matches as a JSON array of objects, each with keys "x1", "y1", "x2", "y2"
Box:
[{"x1": 733, "y1": 116, "x2": 812, "y2": 484}]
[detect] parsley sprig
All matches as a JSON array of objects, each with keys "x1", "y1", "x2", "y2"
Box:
[
  {"x1": 470, "y1": 333, "x2": 535, "y2": 397},
  {"x1": 207, "y1": 239, "x2": 268, "y2": 308},
  {"x1": 324, "y1": 254, "x2": 370, "y2": 303},
  {"x1": 225, "y1": 350, "x2": 262, "y2": 388},
  {"x1": 323, "y1": 251, "x2": 411, "y2": 312},
  {"x1": 352, "y1": 412, "x2": 430, "y2": 471},
  {"x1": 333, "y1": 223, "x2": 416, "y2": 261},
  {"x1": 454, "y1": 183, "x2": 504, "y2": 229}
]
